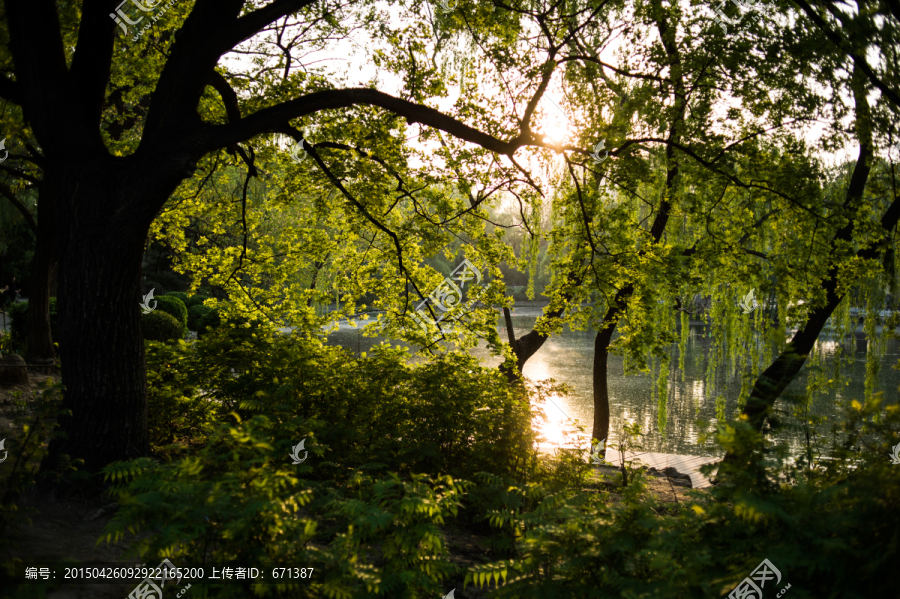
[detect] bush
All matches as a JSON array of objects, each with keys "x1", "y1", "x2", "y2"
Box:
[
  {"x1": 165, "y1": 291, "x2": 190, "y2": 306},
  {"x1": 187, "y1": 304, "x2": 212, "y2": 331},
  {"x1": 153, "y1": 296, "x2": 187, "y2": 333},
  {"x1": 100, "y1": 333, "x2": 533, "y2": 598},
  {"x1": 141, "y1": 311, "x2": 183, "y2": 342},
  {"x1": 6, "y1": 298, "x2": 59, "y2": 352},
  {"x1": 463, "y1": 395, "x2": 900, "y2": 599},
  {"x1": 196, "y1": 306, "x2": 221, "y2": 336},
  {"x1": 186, "y1": 294, "x2": 209, "y2": 308},
  {"x1": 144, "y1": 340, "x2": 219, "y2": 449}
]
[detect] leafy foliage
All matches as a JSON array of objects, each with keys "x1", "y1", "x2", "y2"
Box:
[
  {"x1": 186, "y1": 294, "x2": 210, "y2": 308},
  {"x1": 0, "y1": 381, "x2": 71, "y2": 540},
  {"x1": 103, "y1": 327, "x2": 548, "y2": 597},
  {"x1": 187, "y1": 304, "x2": 212, "y2": 331},
  {"x1": 153, "y1": 295, "x2": 188, "y2": 332},
  {"x1": 141, "y1": 310, "x2": 184, "y2": 342},
  {"x1": 464, "y1": 395, "x2": 900, "y2": 599},
  {"x1": 165, "y1": 291, "x2": 190, "y2": 306},
  {"x1": 197, "y1": 306, "x2": 221, "y2": 337}
]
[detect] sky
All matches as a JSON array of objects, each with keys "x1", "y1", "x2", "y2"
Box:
[{"x1": 218, "y1": 0, "x2": 892, "y2": 212}]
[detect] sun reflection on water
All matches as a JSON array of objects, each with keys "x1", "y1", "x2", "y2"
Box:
[{"x1": 532, "y1": 392, "x2": 590, "y2": 455}]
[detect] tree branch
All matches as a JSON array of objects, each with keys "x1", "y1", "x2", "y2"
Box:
[{"x1": 202, "y1": 88, "x2": 536, "y2": 157}]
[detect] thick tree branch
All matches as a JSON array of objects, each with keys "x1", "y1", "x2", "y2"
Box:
[
  {"x1": 207, "y1": 70, "x2": 242, "y2": 123},
  {"x1": 202, "y1": 88, "x2": 537, "y2": 157},
  {"x1": 71, "y1": 0, "x2": 120, "y2": 128},
  {"x1": 5, "y1": 0, "x2": 72, "y2": 143}
]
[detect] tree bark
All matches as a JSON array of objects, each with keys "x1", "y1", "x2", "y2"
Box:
[
  {"x1": 498, "y1": 270, "x2": 584, "y2": 382},
  {"x1": 41, "y1": 170, "x2": 152, "y2": 473},
  {"x1": 25, "y1": 184, "x2": 58, "y2": 363}
]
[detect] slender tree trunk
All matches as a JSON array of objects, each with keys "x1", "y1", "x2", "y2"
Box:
[
  {"x1": 736, "y1": 164, "x2": 899, "y2": 434},
  {"x1": 41, "y1": 170, "x2": 152, "y2": 473},
  {"x1": 590, "y1": 0, "x2": 685, "y2": 448},
  {"x1": 25, "y1": 185, "x2": 58, "y2": 362},
  {"x1": 591, "y1": 312, "x2": 618, "y2": 447}
]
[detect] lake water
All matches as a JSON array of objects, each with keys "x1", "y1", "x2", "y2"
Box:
[{"x1": 324, "y1": 306, "x2": 900, "y2": 459}]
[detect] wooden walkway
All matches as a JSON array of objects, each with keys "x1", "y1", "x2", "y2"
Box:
[{"x1": 601, "y1": 449, "x2": 720, "y2": 489}]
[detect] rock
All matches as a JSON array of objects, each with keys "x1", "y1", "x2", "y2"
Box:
[
  {"x1": 0, "y1": 353, "x2": 29, "y2": 386},
  {"x1": 82, "y1": 503, "x2": 119, "y2": 523},
  {"x1": 646, "y1": 466, "x2": 693, "y2": 488}
]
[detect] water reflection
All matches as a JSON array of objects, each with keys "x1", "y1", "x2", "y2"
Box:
[{"x1": 325, "y1": 307, "x2": 900, "y2": 458}]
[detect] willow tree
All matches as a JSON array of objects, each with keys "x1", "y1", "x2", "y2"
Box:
[
  {"x1": 502, "y1": 0, "x2": 900, "y2": 456},
  {"x1": 585, "y1": 0, "x2": 900, "y2": 459}
]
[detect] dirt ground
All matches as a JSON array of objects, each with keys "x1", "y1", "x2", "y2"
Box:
[
  {"x1": 0, "y1": 374, "x2": 141, "y2": 598},
  {"x1": 0, "y1": 374, "x2": 705, "y2": 599}
]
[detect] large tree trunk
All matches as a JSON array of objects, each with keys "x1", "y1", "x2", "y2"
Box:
[
  {"x1": 41, "y1": 170, "x2": 152, "y2": 473},
  {"x1": 49, "y1": 262, "x2": 58, "y2": 298},
  {"x1": 25, "y1": 185, "x2": 58, "y2": 363}
]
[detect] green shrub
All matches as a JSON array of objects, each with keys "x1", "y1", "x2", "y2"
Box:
[
  {"x1": 154, "y1": 296, "x2": 187, "y2": 333},
  {"x1": 165, "y1": 291, "x2": 190, "y2": 306},
  {"x1": 141, "y1": 310, "x2": 183, "y2": 342},
  {"x1": 6, "y1": 298, "x2": 59, "y2": 352},
  {"x1": 144, "y1": 340, "x2": 219, "y2": 449},
  {"x1": 196, "y1": 306, "x2": 221, "y2": 336},
  {"x1": 464, "y1": 395, "x2": 900, "y2": 599},
  {"x1": 100, "y1": 331, "x2": 543, "y2": 597},
  {"x1": 187, "y1": 304, "x2": 211, "y2": 331},
  {"x1": 186, "y1": 294, "x2": 209, "y2": 308}
]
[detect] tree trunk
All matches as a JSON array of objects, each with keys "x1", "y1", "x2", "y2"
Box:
[
  {"x1": 49, "y1": 261, "x2": 58, "y2": 298},
  {"x1": 716, "y1": 78, "x2": 900, "y2": 476},
  {"x1": 589, "y1": 0, "x2": 685, "y2": 450},
  {"x1": 25, "y1": 186, "x2": 58, "y2": 362},
  {"x1": 736, "y1": 163, "x2": 900, "y2": 435},
  {"x1": 41, "y1": 170, "x2": 152, "y2": 473},
  {"x1": 591, "y1": 314, "x2": 617, "y2": 446},
  {"x1": 498, "y1": 271, "x2": 584, "y2": 383}
]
